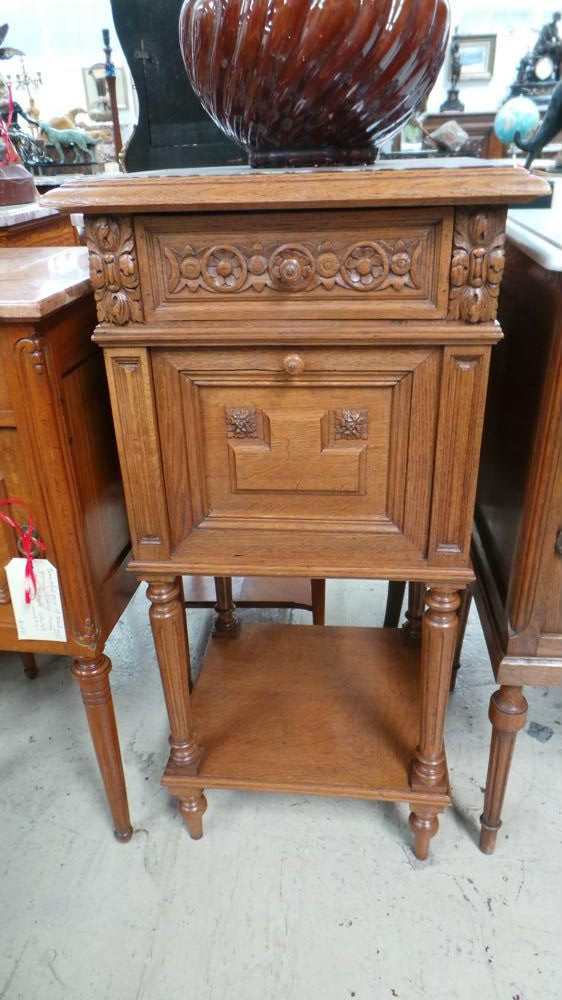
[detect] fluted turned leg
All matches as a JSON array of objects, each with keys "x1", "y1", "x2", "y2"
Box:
[
  {"x1": 213, "y1": 577, "x2": 240, "y2": 637},
  {"x1": 450, "y1": 587, "x2": 472, "y2": 692},
  {"x1": 403, "y1": 582, "x2": 426, "y2": 645},
  {"x1": 383, "y1": 581, "x2": 406, "y2": 628},
  {"x1": 409, "y1": 586, "x2": 461, "y2": 859},
  {"x1": 21, "y1": 652, "x2": 39, "y2": 679},
  {"x1": 311, "y1": 578, "x2": 326, "y2": 626},
  {"x1": 479, "y1": 685, "x2": 528, "y2": 855},
  {"x1": 72, "y1": 652, "x2": 133, "y2": 842},
  {"x1": 147, "y1": 578, "x2": 205, "y2": 839}
]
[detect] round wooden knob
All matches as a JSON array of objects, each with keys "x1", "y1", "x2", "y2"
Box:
[{"x1": 283, "y1": 353, "x2": 305, "y2": 376}]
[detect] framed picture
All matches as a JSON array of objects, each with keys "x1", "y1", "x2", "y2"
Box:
[
  {"x1": 82, "y1": 64, "x2": 130, "y2": 116},
  {"x1": 456, "y1": 34, "x2": 496, "y2": 82}
]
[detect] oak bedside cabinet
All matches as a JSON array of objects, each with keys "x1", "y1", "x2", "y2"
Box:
[
  {"x1": 44, "y1": 161, "x2": 546, "y2": 859},
  {"x1": 0, "y1": 247, "x2": 135, "y2": 841}
]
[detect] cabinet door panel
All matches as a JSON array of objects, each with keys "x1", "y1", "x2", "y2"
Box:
[{"x1": 153, "y1": 347, "x2": 440, "y2": 557}]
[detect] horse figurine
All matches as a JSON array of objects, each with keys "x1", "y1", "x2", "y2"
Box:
[
  {"x1": 37, "y1": 120, "x2": 99, "y2": 163},
  {"x1": 515, "y1": 83, "x2": 562, "y2": 169}
]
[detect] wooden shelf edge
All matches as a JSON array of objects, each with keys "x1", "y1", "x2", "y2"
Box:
[{"x1": 162, "y1": 769, "x2": 451, "y2": 808}]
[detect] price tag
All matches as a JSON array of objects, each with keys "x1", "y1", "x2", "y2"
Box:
[{"x1": 5, "y1": 558, "x2": 67, "y2": 642}]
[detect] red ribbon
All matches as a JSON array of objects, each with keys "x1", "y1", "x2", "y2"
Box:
[
  {"x1": 0, "y1": 497, "x2": 46, "y2": 603},
  {"x1": 0, "y1": 86, "x2": 20, "y2": 165}
]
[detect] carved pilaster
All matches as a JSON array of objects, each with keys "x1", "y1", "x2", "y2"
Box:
[
  {"x1": 86, "y1": 216, "x2": 144, "y2": 325},
  {"x1": 448, "y1": 208, "x2": 506, "y2": 323}
]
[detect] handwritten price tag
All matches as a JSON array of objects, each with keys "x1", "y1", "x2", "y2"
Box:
[{"x1": 6, "y1": 559, "x2": 67, "y2": 642}]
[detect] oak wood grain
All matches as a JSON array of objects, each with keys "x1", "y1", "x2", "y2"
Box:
[
  {"x1": 162, "y1": 623, "x2": 451, "y2": 807},
  {"x1": 41, "y1": 162, "x2": 549, "y2": 215}
]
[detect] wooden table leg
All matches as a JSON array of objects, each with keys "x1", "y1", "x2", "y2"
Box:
[
  {"x1": 410, "y1": 585, "x2": 461, "y2": 859},
  {"x1": 213, "y1": 576, "x2": 240, "y2": 637},
  {"x1": 72, "y1": 652, "x2": 133, "y2": 842},
  {"x1": 450, "y1": 587, "x2": 472, "y2": 692},
  {"x1": 479, "y1": 685, "x2": 528, "y2": 855},
  {"x1": 403, "y1": 582, "x2": 426, "y2": 645},
  {"x1": 311, "y1": 579, "x2": 326, "y2": 626},
  {"x1": 147, "y1": 577, "x2": 206, "y2": 839},
  {"x1": 383, "y1": 581, "x2": 406, "y2": 628},
  {"x1": 21, "y1": 652, "x2": 39, "y2": 679}
]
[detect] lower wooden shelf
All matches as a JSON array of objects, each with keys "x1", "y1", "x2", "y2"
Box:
[{"x1": 163, "y1": 623, "x2": 451, "y2": 808}]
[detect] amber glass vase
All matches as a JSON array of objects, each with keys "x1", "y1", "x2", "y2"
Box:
[{"x1": 180, "y1": 0, "x2": 450, "y2": 168}]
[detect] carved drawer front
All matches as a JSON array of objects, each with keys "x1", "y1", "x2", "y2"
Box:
[
  {"x1": 152, "y1": 346, "x2": 441, "y2": 560},
  {"x1": 136, "y1": 207, "x2": 454, "y2": 323}
]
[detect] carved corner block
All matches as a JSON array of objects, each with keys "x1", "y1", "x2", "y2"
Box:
[
  {"x1": 86, "y1": 216, "x2": 144, "y2": 325},
  {"x1": 448, "y1": 208, "x2": 506, "y2": 324}
]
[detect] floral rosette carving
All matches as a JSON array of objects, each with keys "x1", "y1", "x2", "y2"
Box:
[
  {"x1": 86, "y1": 217, "x2": 143, "y2": 325},
  {"x1": 342, "y1": 242, "x2": 389, "y2": 289},
  {"x1": 269, "y1": 245, "x2": 316, "y2": 291},
  {"x1": 334, "y1": 409, "x2": 369, "y2": 440},
  {"x1": 226, "y1": 408, "x2": 259, "y2": 439},
  {"x1": 448, "y1": 209, "x2": 506, "y2": 324},
  {"x1": 202, "y1": 245, "x2": 247, "y2": 292},
  {"x1": 164, "y1": 237, "x2": 423, "y2": 296}
]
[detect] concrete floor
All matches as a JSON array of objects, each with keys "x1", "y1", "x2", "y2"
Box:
[{"x1": 1, "y1": 579, "x2": 560, "y2": 1000}]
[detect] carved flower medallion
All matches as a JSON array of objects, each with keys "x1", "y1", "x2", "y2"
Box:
[
  {"x1": 226, "y1": 408, "x2": 259, "y2": 439},
  {"x1": 202, "y1": 245, "x2": 247, "y2": 292},
  {"x1": 342, "y1": 242, "x2": 389, "y2": 289},
  {"x1": 334, "y1": 409, "x2": 369, "y2": 440},
  {"x1": 269, "y1": 245, "x2": 315, "y2": 291}
]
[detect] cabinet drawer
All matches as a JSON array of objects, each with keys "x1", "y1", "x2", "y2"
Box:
[
  {"x1": 152, "y1": 346, "x2": 441, "y2": 561},
  {"x1": 136, "y1": 208, "x2": 454, "y2": 324}
]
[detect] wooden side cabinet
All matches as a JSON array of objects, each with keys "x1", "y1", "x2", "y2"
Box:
[
  {"x1": 0, "y1": 247, "x2": 136, "y2": 841},
  {"x1": 44, "y1": 162, "x2": 547, "y2": 859},
  {"x1": 0, "y1": 203, "x2": 78, "y2": 248},
  {"x1": 471, "y1": 206, "x2": 562, "y2": 853}
]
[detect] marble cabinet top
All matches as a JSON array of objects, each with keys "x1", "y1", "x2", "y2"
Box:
[
  {"x1": 0, "y1": 201, "x2": 59, "y2": 229},
  {"x1": 507, "y1": 176, "x2": 561, "y2": 273},
  {"x1": 0, "y1": 247, "x2": 91, "y2": 320}
]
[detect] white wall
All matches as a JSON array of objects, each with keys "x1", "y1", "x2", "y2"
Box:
[
  {"x1": 428, "y1": 1, "x2": 558, "y2": 112},
  {"x1": 1, "y1": 0, "x2": 136, "y2": 135},
  {"x1": 2, "y1": 1, "x2": 558, "y2": 129}
]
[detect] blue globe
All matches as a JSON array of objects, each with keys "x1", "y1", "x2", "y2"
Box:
[{"x1": 494, "y1": 97, "x2": 540, "y2": 143}]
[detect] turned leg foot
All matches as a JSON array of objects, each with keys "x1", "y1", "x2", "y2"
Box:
[
  {"x1": 409, "y1": 807, "x2": 440, "y2": 861},
  {"x1": 179, "y1": 790, "x2": 207, "y2": 840},
  {"x1": 72, "y1": 652, "x2": 133, "y2": 843},
  {"x1": 479, "y1": 685, "x2": 528, "y2": 855},
  {"x1": 311, "y1": 578, "x2": 326, "y2": 626},
  {"x1": 213, "y1": 577, "x2": 240, "y2": 637},
  {"x1": 384, "y1": 581, "x2": 406, "y2": 628},
  {"x1": 21, "y1": 652, "x2": 38, "y2": 679}
]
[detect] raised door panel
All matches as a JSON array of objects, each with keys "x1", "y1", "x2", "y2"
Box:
[{"x1": 152, "y1": 346, "x2": 441, "y2": 560}]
